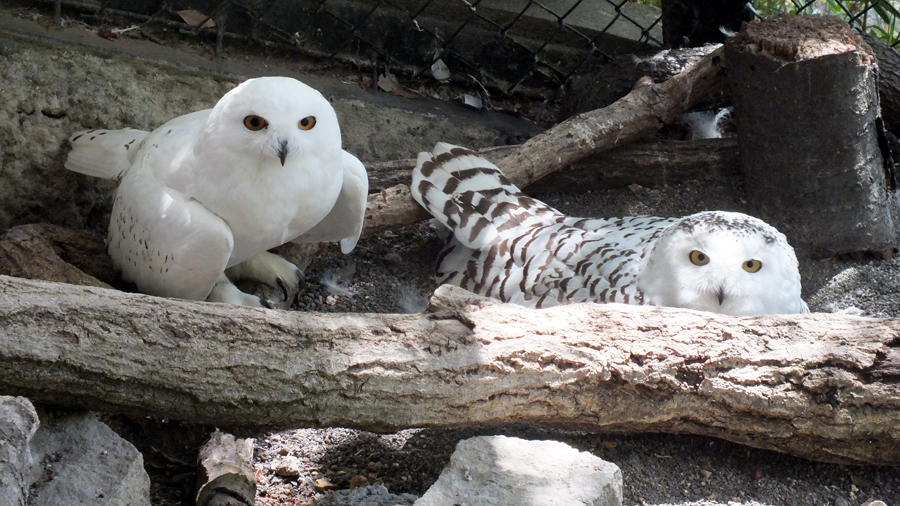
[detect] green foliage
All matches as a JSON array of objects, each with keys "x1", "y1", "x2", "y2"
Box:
[
  {"x1": 628, "y1": 0, "x2": 900, "y2": 45},
  {"x1": 807, "y1": 1, "x2": 900, "y2": 45}
]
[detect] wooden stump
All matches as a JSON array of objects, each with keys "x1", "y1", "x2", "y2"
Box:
[
  {"x1": 726, "y1": 15, "x2": 897, "y2": 258},
  {"x1": 196, "y1": 431, "x2": 256, "y2": 506}
]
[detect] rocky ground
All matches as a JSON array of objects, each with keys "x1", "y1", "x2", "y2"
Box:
[{"x1": 3, "y1": 3, "x2": 899, "y2": 506}]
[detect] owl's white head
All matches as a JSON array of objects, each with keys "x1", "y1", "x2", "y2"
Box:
[
  {"x1": 637, "y1": 211, "x2": 808, "y2": 316},
  {"x1": 198, "y1": 76, "x2": 343, "y2": 173}
]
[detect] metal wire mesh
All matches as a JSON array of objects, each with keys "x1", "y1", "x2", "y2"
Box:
[{"x1": 54, "y1": 0, "x2": 900, "y2": 95}]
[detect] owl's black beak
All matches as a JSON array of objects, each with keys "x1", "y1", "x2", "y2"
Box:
[
  {"x1": 716, "y1": 286, "x2": 725, "y2": 305},
  {"x1": 276, "y1": 138, "x2": 289, "y2": 166}
]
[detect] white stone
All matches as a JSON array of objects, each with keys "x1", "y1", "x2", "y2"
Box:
[{"x1": 415, "y1": 435, "x2": 622, "y2": 506}]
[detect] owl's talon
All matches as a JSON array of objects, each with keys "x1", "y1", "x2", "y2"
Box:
[
  {"x1": 276, "y1": 277, "x2": 289, "y2": 301},
  {"x1": 207, "y1": 274, "x2": 274, "y2": 307},
  {"x1": 225, "y1": 251, "x2": 302, "y2": 301}
]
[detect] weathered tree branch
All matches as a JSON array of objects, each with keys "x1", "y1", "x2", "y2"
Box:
[
  {"x1": 492, "y1": 47, "x2": 727, "y2": 187},
  {"x1": 1, "y1": 275, "x2": 898, "y2": 466},
  {"x1": 365, "y1": 138, "x2": 740, "y2": 194},
  {"x1": 363, "y1": 47, "x2": 728, "y2": 231}
]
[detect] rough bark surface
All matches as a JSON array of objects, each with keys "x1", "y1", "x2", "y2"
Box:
[
  {"x1": 0, "y1": 276, "x2": 898, "y2": 466},
  {"x1": 363, "y1": 47, "x2": 727, "y2": 231},
  {"x1": 485, "y1": 46, "x2": 726, "y2": 189},
  {"x1": 864, "y1": 32, "x2": 900, "y2": 136},
  {"x1": 727, "y1": 15, "x2": 896, "y2": 257},
  {"x1": 365, "y1": 139, "x2": 740, "y2": 194},
  {"x1": 0, "y1": 224, "x2": 116, "y2": 288},
  {"x1": 561, "y1": 44, "x2": 726, "y2": 119},
  {"x1": 195, "y1": 431, "x2": 256, "y2": 506}
]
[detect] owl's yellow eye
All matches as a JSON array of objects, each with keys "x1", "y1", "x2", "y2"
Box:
[
  {"x1": 243, "y1": 115, "x2": 268, "y2": 131},
  {"x1": 689, "y1": 250, "x2": 710, "y2": 266},
  {"x1": 743, "y1": 259, "x2": 762, "y2": 272},
  {"x1": 298, "y1": 116, "x2": 317, "y2": 130}
]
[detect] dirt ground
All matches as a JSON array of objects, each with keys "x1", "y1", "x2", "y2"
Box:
[{"x1": 2, "y1": 3, "x2": 899, "y2": 506}]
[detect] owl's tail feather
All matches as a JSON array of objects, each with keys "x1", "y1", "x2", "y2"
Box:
[
  {"x1": 411, "y1": 142, "x2": 563, "y2": 249},
  {"x1": 64, "y1": 128, "x2": 150, "y2": 180}
]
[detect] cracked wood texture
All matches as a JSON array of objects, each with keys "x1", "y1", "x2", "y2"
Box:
[{"x1": 0, "y1": 276, "x2": 898, "y2": 465}]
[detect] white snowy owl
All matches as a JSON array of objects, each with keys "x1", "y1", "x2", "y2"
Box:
[
  {"x1": 411, "y1": 143, "x2": 809, "y2": 316},
  {"x1": 65, "y1": 76, "x2": 368, "y2": 307}
]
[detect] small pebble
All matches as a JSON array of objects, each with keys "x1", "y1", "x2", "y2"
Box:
[{"x1": 273, "y1": 456, "x2": 302, "y2": 478}]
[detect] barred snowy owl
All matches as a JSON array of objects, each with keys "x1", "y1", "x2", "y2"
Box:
[
  {"x1": 65, "y1": 76, "x2": 368, "y2": 307},
  {"x1": 411, "y1": 143, "x2": 808, "y2": 316}
]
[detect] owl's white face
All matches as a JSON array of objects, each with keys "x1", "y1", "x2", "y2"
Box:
[
  {"x1": 638, "y1": 212, "x2": 807, "y2": 316},
  {"x1": 179, "y1": 76, "x2": 347, "y2": 265},
  {"x1": 200, "y1": 76, "x2": 343, "y2": 173}
]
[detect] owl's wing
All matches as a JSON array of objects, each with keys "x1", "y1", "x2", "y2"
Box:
[
  {"x1": 102, "y1": 110, "x2": 234, "y2": 300},
  {"x1": 435, "y1": 219, "x2": 660, "y2": 308},
  {"x1": 291, "y1": 150, "x2": 369, "y2": 253},
  {"x1": 65, "y1": 110, "x2": 211, "y2": 186},
  {"x1": 412, "y1": 143, "x2": 680, "y2": 308},
  {"x1": 65, "y1": 128, "x2": 150, "y2": 180},
  {"x1": 531, "y1": 216, "x2": 675, "y2": 307},
  {"x1": 109, "y1": 171, "x2": 235, "y2": 301},
  {"x1": 411, "y1": 142, "x2": 564, "y2": 250}
]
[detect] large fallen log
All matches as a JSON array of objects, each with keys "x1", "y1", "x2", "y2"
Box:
[
  {"x1": 0, "y1": 275, "x2": 898, "y2": 466},
  {"x1": 362, "y1": 46, "x2": 727, "y2": 231}
]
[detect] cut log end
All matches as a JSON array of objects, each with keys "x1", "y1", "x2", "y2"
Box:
[
  {"x1": 196, "y1": 430, "x2": 256, "y2": 506},
  {"x1": 730, "y1": 14, "x2": 875, "y2": 65}
]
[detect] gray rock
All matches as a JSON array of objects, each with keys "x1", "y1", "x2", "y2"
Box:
[
  {"x1": 0, "y1": 400, "x2": 149, "y2": 505},
  {"x1": 415, "y1": 435, "x2": 622, "y2": 506},
  {"x1": 0, "y1": 396, "x2": 39, "y2": 506},
  {"x1": 0, "y1": 40, "x2": 236, "y2": 234},
  {"x1": 26, "y1": 410, "x2": 150, "y2": 506},
  {"x1": 314, "y1": 484, "x2": 418, "y2": 506}
]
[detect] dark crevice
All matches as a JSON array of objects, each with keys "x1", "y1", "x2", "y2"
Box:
[{"x1": 41, "y1": 108, "x2": 67, "y2": 119}]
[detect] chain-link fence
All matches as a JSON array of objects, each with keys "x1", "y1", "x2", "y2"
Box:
[{"x1": 47, "y1": 1, "x2": 900, "y2": 95}]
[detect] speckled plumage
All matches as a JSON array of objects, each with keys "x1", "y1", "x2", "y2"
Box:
[
  {"x1": 65, "y1": 77, "x2": 368, "y2": 306},
  {"x1": 411, "y1": 143, "x2": 809, "y2": 315}
]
